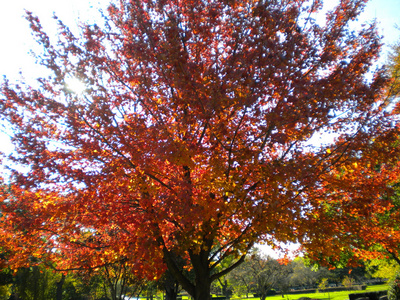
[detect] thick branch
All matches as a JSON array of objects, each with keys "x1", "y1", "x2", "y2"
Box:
[
  {"x1": 162, "y1": 247, "x2": 195, "y2": 297},
  {"x1": 386, "y1": 248, "x2": 400, "y2": 266},
  {"x1": 210, "y1": 254, "x2": 247, "y2": 282}
]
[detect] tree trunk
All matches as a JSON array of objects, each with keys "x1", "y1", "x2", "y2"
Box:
[
  {"x1": 165, "y1": 288, "x2": 178, "y2": 300},
  {"x1": 261, "y1": 292, "x2": 269, "y2": 300},
  {"x1": 191, "y1": 249, "x2": 212, "y2": 300},
  {"x1": 164, "y1": 270, "x2": 179, "y2": 300},
  {"x1": 193, "y1": 276, "x2": 212, "y2": 300},
  {"x1": 163, "y1": 247, "x2": 213, "y2": 300},
  {"x1": 218, "y1": 278, "x2": 231, "y2": 300},
  {"x1": 55, "y1": 273, "x2": 65, "y2": 300},
  {"x1": 161, "y1": 237, "x2": 249, "y2": 300}
]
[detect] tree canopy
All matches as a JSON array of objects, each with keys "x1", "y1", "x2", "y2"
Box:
[{"x1": 1, "y1": 1, "x2": 400, "y2": 299}]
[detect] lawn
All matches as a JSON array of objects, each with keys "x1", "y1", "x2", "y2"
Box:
[
  {"x1": 229, "y1": 284, "x2": 389, "y2": 300},
  {"x1": 154, "y1": 284, "x2": 388, "y2": 300}
]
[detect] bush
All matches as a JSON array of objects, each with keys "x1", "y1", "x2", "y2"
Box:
[{"x1": 388, "y1": 272, "x2": 400, "y2": 300}]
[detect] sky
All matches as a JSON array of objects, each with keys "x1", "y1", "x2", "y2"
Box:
[
  {"x1": 0, "y1": 0, "x2": 399, "y2": 81},
  {"x1": 0, "y1": 0, "x2": 399, "y2": 82},
  {"x1": 0, "y1": 0, "x2": 399, "y2": 257},
  {"x1": 0, "y1": 0, "x2": 106, "y2": 81}
]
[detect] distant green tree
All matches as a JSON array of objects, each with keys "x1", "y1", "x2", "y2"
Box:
[
  {"x1": 12, "y1": 267, "x2": 53, "y2": 300},
  {"x1": 246, "y1": 254, "x2": 288, "y2": 300},
  {"x1": 290, "y1": 257, "x2": 330, "y2": 288},
  {"x1": 0, "y1": 285, "x2": 11, "y2": 300},
  {"x1": 389, "y1": 272, "x2": 400, "y2": 300},
  {"x1": 227, "y1": 261, "x2": 253, "y2": 298},
  {"x1": 342, "y1": 276, "x2": 355, "y2": 290},
  {"x1": 103, "y1": 262, "x2": 147, "y2": 300},
  {"x1": 318, "y1": 278, "x2": 329, "y2": 293},
  {"x1": 366, "y1": 258, "x2": 399, "y2": 281}
]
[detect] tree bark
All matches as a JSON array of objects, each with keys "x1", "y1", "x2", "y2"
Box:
[
  {"x1": 55, "y1": 273, "x2": 65, "y2": 300},
  {"x1": 161, "y1": 232, "x2": 252, "y2": 300},
  {"x1": 191, "y1": 250, "x2": 212, "y2": 300},
  {"x1": 163, "y1": 269, "x2": 179, "y2": 300},
  {"x1": 260, "y1": 293, "x2": 267, "y2": 300},
  {"x1": 165, "y1": 288, "x2": 178, "y2": 300},
  {"x1": 193, "y1": 276, "x2": 212, "y2": 300},
  {"x1": 163, "y1": 247, "x2": 213, "y2": 300},
  {"x1": 218, "y1": 278, "x2": 231, "y2": 300}
]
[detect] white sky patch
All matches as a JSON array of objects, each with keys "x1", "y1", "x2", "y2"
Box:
[
  {"x1": 0, "y1": 0, "x2": 108, "y2": 82},
  {"x1": 257, "y1": 242, "x2": 301, "y2": 259},
  {"x1": 65, "y1": 77, "x2": 87, "y2": 95}
]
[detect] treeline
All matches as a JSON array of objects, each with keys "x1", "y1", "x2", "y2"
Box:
[
  {"x1": 0, "y1": 263, "x2": 156, "y2": 300},
  {"x1": 210, "y1": 252, "x2": 389, "y2": 300},
  {"x1": 0, "y1": 251, "x2": 390, "y2": 300}
]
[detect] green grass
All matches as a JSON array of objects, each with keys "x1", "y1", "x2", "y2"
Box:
[
  {"x1": 229, "y1": 284, "x2": 389, "y2": 300},
  {"x1": 169, "y1": 284, "x2": 389, "y2": 300}
]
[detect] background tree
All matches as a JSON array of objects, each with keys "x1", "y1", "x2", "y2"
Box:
[
  {"x1": 9, "y1": 266, "x2": 69, "y2": 300},
  {"x1": 327, "y1": 264, "x2": 369, "y2": 287},
  {"x1": 158, "y1": 268, "x2": 181, "y2": 300},
  {"x1": 243, "y1": 254, "x2": 286, "y2": 300},
  {"x1": 1, "y1": 0, "x2": 399, "y2": 300},
  {"x1": 100, "y1": 261, "x2": 146, "y2": 300},
  {"x1": 0, "y1": 268, "x2": 12, "y2": 300},
  {"x1": 388, "y1": 271, "x2": 400, "y2": 300},
  {"x1": 0, "y1": 285, "x2": 11, "y2": 300},
  {"x1": 342, "y1": 276, "x2": 356, "y2": 290},
  {"x1": 318, "y1": 278, "x2": 329, "y2": 293},
  {"x1": 366, "y1": 257, "x2": 399, "y2": 281},
  {"x1": 290, "y1": 258, "x2": 329, "y2": 289},
  {"x1": 227, "y1": 259, "x2": 254, "y2": 298},
  {"x1": 275, "y1": 263, "x2": 293, "y2": 297}
]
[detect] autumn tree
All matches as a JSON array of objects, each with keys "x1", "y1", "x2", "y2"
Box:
[
  {"x1": 301, "y1": 35, "x2": 400, "y2": 268},
  {"x1": 1, "y1": 0, "x2": 400, "y2": 300},
  {"x1": 358, "y1": 40, "x2": 400, "y2": 266},
  {"x1": 387, "y1": 34, "x2": 400, "y2": 100}
]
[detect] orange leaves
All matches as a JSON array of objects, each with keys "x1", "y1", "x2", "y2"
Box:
[{"x1": 1, "y1": 0, "x2": 399, "y2": 294}]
